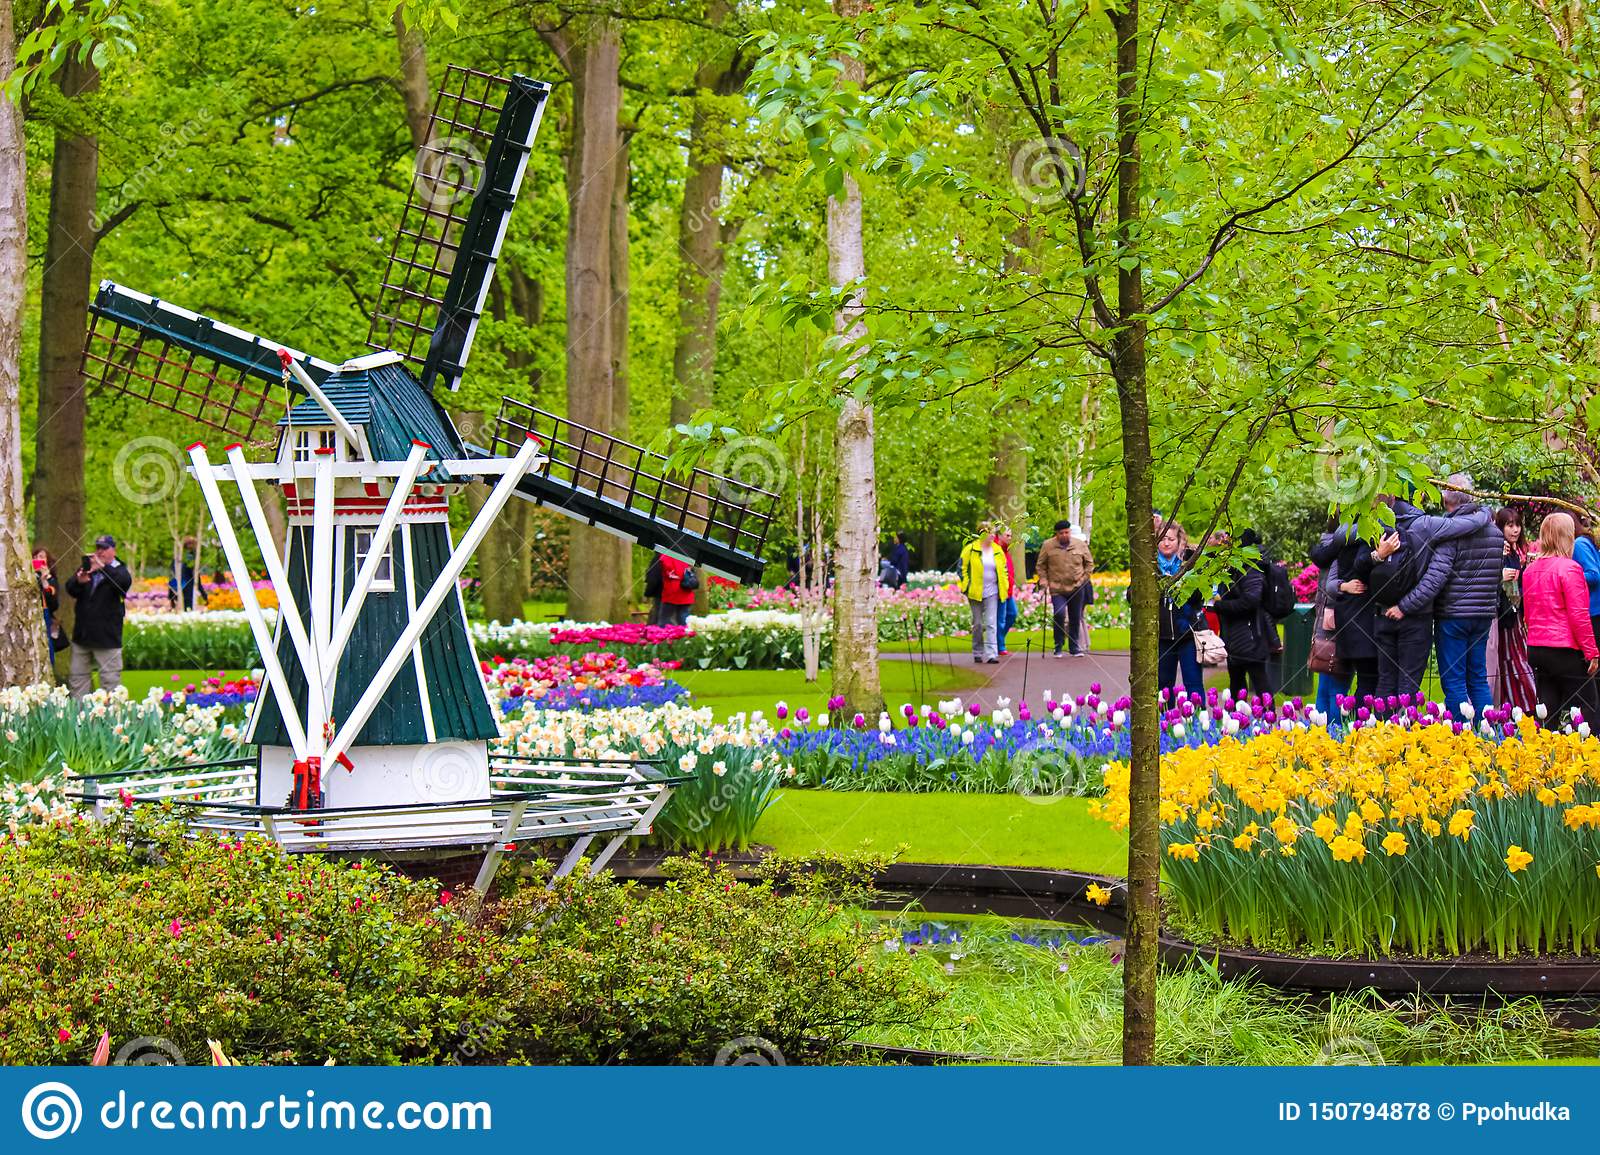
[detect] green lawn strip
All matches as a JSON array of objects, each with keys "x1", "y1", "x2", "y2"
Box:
[
  {"x1": 880, "y1": 627, "x2": 1129, "y2": 654},
  {"x1": 752, "y1": 788, "x2": 1126, "y2": 874},
  {"x1": 674, "y1": 663, "x2": 986, "y2": 722},
  {"x1": 113, "y1": 669, "x2": 256, "y2": 700},
  {"x1": 515, "y1": 599, "x2": 572, "y2": 622}
]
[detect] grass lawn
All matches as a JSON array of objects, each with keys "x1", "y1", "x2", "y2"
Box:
[
  {"x1": 674, "y1": 662, "x2": 986, "y2": 722},
  {"x1": 880, "y1": 626, "x2": 1129, "y2": 654},
  {"x1": 752, "y1": 788, "x2": 1126, "y2": 874},
  {"x1": 103, "y1": 668, "x2": 256, "y2": 700}
]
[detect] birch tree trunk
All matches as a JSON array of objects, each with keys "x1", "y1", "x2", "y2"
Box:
[
  {"x1": 826, "y1": 0, "x2": 882, "y2": 717},
  {"x1": 32, "y1": 55, "x2": 98, "y2": 603},
  {"x1": 0, "y1": 3, "x2": 50, "y2": 686}
]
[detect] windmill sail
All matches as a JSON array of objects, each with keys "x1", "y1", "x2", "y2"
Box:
[
  {"x1": 367, "y1": 67, "x2": 550, "y2": 394},
  {"x1": 488, "y1": 400, "x2": 778, "y2": 586},
  {"x1": 82, "y1": 282, "x2": 338, "y2": 445}
]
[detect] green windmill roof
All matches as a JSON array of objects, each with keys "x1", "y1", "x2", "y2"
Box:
[{"x1": 278, "y1": 360, "x2": 468, "y2": 480}]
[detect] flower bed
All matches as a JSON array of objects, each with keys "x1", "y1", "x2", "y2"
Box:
[
  {"x1": 123, "y1": 611, "x2": 270, "y2": 669},
  {"x1": 160, "y1": 672, "x2": 260, "y2": 710},
  {"x1": 1092, "y1": 721, "x2": 1600, "y2": 958},
  {"x1": 547, "y1": 623, "x2": 692, "y2": 647},
  {"x1": 476, "y1": 610, "x2": 820, "y2": 670},
  {"x1": 483, "y1": 652, "x2": 687, "y2": 713},
  {"x1": 496, "y1": 704, "x2": 788, "y2": 851}
]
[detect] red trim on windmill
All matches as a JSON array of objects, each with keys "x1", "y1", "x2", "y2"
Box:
[
  {"x1": 277, "y1": 348, "x2": 294, "y2": 369},
  {"x1": 185, "y1": 441, "x2": 206, "y2": 452},
  {"x1": 223, "y1": 442, "x2": 243, "y2": 453}
]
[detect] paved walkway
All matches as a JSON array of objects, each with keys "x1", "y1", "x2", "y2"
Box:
[{"x1": 884, "y1": 640, "x2": 1132, "y2": 712}]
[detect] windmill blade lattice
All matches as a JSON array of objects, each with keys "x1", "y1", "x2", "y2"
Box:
[
  {"x1": 367, "y1": 67, "x2": 549, "y2": 394},
  {"x1": 82, "y1": 282, "x2": 339, "y2": 446},
  {"x1": 489, "y1": 400, "x2": 778, "y2": 585}
]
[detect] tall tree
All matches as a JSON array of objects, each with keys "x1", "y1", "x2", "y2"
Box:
[
  {"x1": 31, "y1": 55, "x2": 98, "y2": 584},
  {"x1": 826, "y1": 0, "x2": 882, "y2": 718},
  {"x1": 541, "y1": 14, "x2": 632, "y2": 622},
  {"x1": 0, "y1": 0, "x2": 46, "y2": 685}
]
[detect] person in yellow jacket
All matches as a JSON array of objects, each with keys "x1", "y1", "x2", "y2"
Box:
[{"x1": 959, "y1": 525, "x2": 1013, "y2": 663}]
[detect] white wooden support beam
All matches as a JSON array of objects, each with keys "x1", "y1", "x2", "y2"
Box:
[
  {"x1": 203, "y1": 456, "x2": 543, "y2": 484},
  {"x1": 223, "y1": 443, "x2": 318, "y2": 706},
  {"x1": 280, "y1": 351, "x2": 362, "y2": 453},
  {"x1": 323, "y1": 433, "x2": 542, "y2": 767},
  {"x1": 306, "y1": 448, "x2": 336, "y2": 756},
  {"x1": 472, "y1": 799, "x2": 530, "y2": 894},
  {"x1": 553, "y1": 834, "x2": 596, "y2": 879},
  {"x1": 188, "y1": 444, "x2": 310, "y2": 761},
  {"x1": 325, "y1": 441, "x2": 429, "y2": 686}
]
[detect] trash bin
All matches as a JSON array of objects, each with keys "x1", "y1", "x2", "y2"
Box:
[{"x1": 1275, "y1": 603, "x2": 1316, "y2": 698}]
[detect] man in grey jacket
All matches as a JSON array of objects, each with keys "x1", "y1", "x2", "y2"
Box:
[{"x1": 1391, "y1": 474, "x2": 1499, "y2": 720}]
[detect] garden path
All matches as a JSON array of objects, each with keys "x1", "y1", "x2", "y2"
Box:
[{"x1": 881, "y1": 636, "x2": 1131, "y2": 712}]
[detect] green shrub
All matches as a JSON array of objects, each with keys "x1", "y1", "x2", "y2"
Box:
[{"x1": 0, "y1": 813, "x2": 937, "y2": 1065}]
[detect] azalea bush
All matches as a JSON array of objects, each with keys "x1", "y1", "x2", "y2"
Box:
[
  {"x1": 1092, "y1": 723, "x2": 1600, "y2": 958},
  {"x1": 0, "y1": 811, "x2": 934, "y2": 1064}
]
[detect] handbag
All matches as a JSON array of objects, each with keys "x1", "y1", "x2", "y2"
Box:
[
  {"x1": 1308, "y1": 635, "x2": 1344, "y2": 676},
  {"x1": 1193, "y1": 628, "x2": 1228, "y2": 668},
  {"x1": 680, "y1": 566, "x2": 700, "y2": 593}
]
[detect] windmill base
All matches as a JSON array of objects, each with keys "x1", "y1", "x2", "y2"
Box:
[{"x1": 259, "y1": 742, "x2": 493, "y2": 843}]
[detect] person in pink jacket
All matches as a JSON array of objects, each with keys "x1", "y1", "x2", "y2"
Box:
[{"x1": 1521, "y1": 512, "x2": 1600, "y2": 729}]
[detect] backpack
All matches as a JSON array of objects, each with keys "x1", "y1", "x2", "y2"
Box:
[{"x1": 1263, "y1": 560, "x2": 1296, "y2": 620}]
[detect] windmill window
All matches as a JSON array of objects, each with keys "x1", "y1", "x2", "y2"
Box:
[
  {"x1": 351, "y1": 530, "x2": 395, "y2": 592},
  {"x1": 291, "y1": 428, "x2": 340, "y2": 463}
]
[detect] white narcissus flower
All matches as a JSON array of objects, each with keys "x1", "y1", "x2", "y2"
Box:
[{"x1": 711, "y1": 761, "x2": 728, "y2": 777}]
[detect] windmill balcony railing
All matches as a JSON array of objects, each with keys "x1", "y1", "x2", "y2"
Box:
[
  {"x1": 69, "y1": 755, "x2": 680, "y2": 881},
  {"x1": 491, "y1": 399, "x2": 777, "y2": 563}
]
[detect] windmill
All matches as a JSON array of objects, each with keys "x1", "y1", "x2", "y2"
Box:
[{"x1": 73, "y1": 67, "x2": 777, "y2": 879}]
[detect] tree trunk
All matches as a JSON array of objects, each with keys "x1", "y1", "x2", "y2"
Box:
[
  {"x1": 31, "y1": 55, "x2": 99, "y2": 647},
  {"x1": 393, "y1": 10, "x2": 432, "y2": 150},
  {"x1": 986, "y1": 427, "x2": 1026, "y2": 573},
  {"x1": 1110, "y1": 1, "x2": 1159, "y2": 1067},
  {"x1": 556, "y1": 20, "x2": 629, "y2": 623},
  {"x1": 919, "y1": 526, "x2": 938, "y2": 573},
  {"x1": 669, "y1": 0, "x2": 735, "y2": 427},
  {"x1": 606, "y1": 122, "x2": 635, "y2": 618},
  {"x1": 0, "y1": 4, "x2": 49, "y2": 686},
  {"x1": 827, "y1": 0, "x2": 881, "y2": 717}
]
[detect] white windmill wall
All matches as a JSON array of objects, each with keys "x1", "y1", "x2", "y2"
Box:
[{"x1": 259, "y1": 741, "x2": 493, "y2": 844}]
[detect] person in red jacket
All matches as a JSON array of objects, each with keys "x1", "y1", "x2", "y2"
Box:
[
  {"x1": 1521, "y1": 512, "x2": 1599, "y2": 729},
  {"x1": 655, "y1": 554, "x2": 696, "y2": 626}
]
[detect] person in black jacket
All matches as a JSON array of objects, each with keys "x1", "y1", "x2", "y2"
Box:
[
  {"x1": 1351, "y1": 519, "x2": 1437, "y2": 703},
  {"x1": 1211, "y1": 529, "x2": 1274, "y2": 697},
  {"x1": 1157, "y1": 522, "x2": 1205, "y2": 698},
  {"x1": 64, "y1": 534, "x2": 133, "y2": 697},
  {"x1": 1316, "y1": 523, "x2": 1382, "y2": 703}
]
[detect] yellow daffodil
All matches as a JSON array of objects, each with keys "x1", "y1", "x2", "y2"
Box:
[
  {"x1": 1232, "y1": 831, "x2": 1255, "y2": 851},
  {"x1": 1312, "y1": 813, "x2": 1336, "y2": 842},
  {"x1": 1505, "y1": 845, "x2": 1533, "y2": 874},
  {"x1": 1167, "y1": 842, "x2": 1200, "y2": 862},
  {"x1": 1381, "y1": 831, "x2": 1408, "y2": 857},
  {"x1": 1271, "y1": 815, "x2": 1298, "y2": 845},
  {"x1": 1330, "y1": 835, "x2": 1366, "y2": 863},
  {"x1": 1448, "y1": 809, "x2": 1475, "y2": 841},
  {"x1": 1359, "y1": 797, "x2": 1384, "y2": 823},
  {"x1": 1085, "y1": 883, "x2": 1111, "y2": 906}
]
